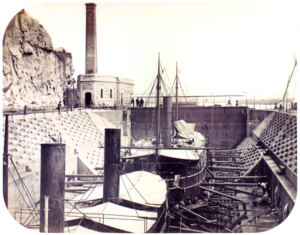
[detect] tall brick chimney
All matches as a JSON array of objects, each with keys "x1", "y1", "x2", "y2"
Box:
[{"x1": 85, "y1": 3, "x2": 97, "y2": 74}]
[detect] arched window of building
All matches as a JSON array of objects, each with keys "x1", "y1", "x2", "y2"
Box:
[
  {"x1": 100, "y1": 89, "x2": 103, "y2": 98},
  {"x1": 110, "y1": 89, "x2": 113, "y2": 99}
]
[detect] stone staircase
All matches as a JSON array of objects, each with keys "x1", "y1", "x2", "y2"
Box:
[
  {"x1": 236, "y1": 137, "x2": 262, "y2": 173},
  {"x1": 259, "y1": 112, "x2": 297, "y2": 175},
  {"x1": 2, "y1": 111, "x2": 130, "y2": 180}
]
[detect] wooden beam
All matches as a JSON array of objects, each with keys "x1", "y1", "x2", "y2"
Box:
[
  {"x1": 201, "y1": 182, "x2": 258, "y2": 187},
  {"x1": 94, "y1": 167, "x2": 104, "y2": 170},
  {"x1": 224, "y1": 186, "x2": 254, "y2": 195},
  {"x1": 181, "y1": 200, "x2": 208, "y2": 211},
  {"x1": 65, "y1": 188, "x2": 88, "y2": 192},
  {"x1": 205, "y1": 200, "x2": 232, "y2": 210},
  {"x1": 211, "y1": 156, "x2": 243, "y2": 158},
  {"x1": 208, "y1": 166, "x2": 248, "y2": 171},
  {"x1": 99, "y1": 146, "x2": 215, "y2": 150},
  {"x1": 169, "y1": 226, "x2": 206, "y2": 233},
  {"x1": 169, "y1": 208, "x2": 222, "y2": 231},
  {"x1": 206, "y1": 176, "x2": 266, "y2": 180},
  {"x1": 65, "y1": 181, "x2": 103, "y2": 185},
  {"x1": 202, "y1": 205, "x2": 234, "y2": 217},
  {"x1": 228, "y1": 213, "x2": 247, "y2": 230},
  {"x1": 211, "y1": 152, "x2": 241, "y2": 154},
  {"x1": 196, "y1": 223, "x2": 215, "y2": 233},
  {"x1": 210, "y1": 148, "x2": 247, "y2": 152},
  {"x1": 179, "y1": 222, "x2": 190, "y2": 229},
  {"x1": 178, "y1": 205, "x2": 215, "y2": 222},
  {"x1": 224, "y1": 228, "x2": 234, "y2": 233},
  {"x1": 181, "y1": 217, "x2": 226, "y2": 228},
  {"x1": 169, "y1": 207, "x2": 189, "y2": 219},
  {"x1": 205, "y1": 167, "x2": 216, "y2": 178},
  {"x1": 199, "y1": 186, "x2": 248, "y2": 203},
  {"x1": 65, "y1": 174, "x2": 103, "y2": 178},
  {"x1": 211, "y1": 161, "x2": 246, "y2": 164}
]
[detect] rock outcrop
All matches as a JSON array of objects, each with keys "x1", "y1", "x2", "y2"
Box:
[{"x1": 2, "y1": 9, "x2": 75, "y2": 111}]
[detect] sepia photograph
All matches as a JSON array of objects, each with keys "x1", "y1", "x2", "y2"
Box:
[{"x1": 1, "y1": 0, "x2": 299, "y2": 234}]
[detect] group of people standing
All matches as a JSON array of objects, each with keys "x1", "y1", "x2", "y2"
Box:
[{"x1": 131, "y1": 97, "x2": 144, "y2": 107}]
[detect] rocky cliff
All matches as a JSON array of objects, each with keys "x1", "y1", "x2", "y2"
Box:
[{"x1": 2, "y1": 9, "x2": 75, "y2": 111}]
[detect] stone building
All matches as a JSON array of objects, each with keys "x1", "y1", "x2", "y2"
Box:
[
  {"x1": 77, "y1": 3, "x2": 134, "y2": 108},
  {"x1": 77, "y1": 74, "x2": 134, "y2": 108}
]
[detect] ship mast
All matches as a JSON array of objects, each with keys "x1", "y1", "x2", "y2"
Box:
[
  {"x1": 175, "y1": 61, "x2": 179, "y2": 122},
  {"x1": 154, "y1": 53, "x2": 161, "y2": 173}
]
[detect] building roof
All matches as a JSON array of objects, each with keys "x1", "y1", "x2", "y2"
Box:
[{"x1": 78, "y1": 74, "x2": 134, "y2": 85}]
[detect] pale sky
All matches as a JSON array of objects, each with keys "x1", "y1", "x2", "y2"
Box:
[{"x1": 1, "y1": 0, "x2": 299, "y2": 101}]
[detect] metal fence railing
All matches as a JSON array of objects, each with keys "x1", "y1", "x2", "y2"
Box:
[{"x1": 2, "y1": 104, "x2": 129, "y2": 118}]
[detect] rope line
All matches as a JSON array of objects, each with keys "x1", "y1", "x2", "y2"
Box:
[
  {"x1": 10, "y1": 156, "x2": 36, "y2": 208},
  {"x1": 65, "y1": 200, "x2": 115, "y2": 233},
  {"x1": 23, "y1": 200, "x2": 40, "y2": 227},
  {"x1": 7, "y1": 166, "x2": 42, "y2": 227},
  {"x1": 123, "y1": 172, "x2": 148, "y2": 204},
  {"x1": 116, "y1": 166, "x2": 139, "y2": 217}
]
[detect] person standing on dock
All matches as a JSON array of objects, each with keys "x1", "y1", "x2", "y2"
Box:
[
  {"x1": 136, "y1": 97, "x2": 140, "y2": 107},
  {"x1": 140, "y1": 98, "x2": 144, "y2": 107},
  {"x1": 131, "y1": 98, "x2": 134, "y2": 107}
]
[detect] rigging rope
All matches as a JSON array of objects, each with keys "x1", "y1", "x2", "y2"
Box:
[
  {"x1": 169, "y1": 77, "x2": 176, "y2": 96},
  {"x1": 65, "y1": 200, "x2": 115, "y2": 233},
  {"x1": 116, "y1": 166, "x2": 140, "y2": 217},
  {"x1": 7, "y1": 166, "x2": 40, "y2": 226},
  {"x1": 65, "y1": 170, "x2": 104, "y2": 216},
  {"x1": 160, "y1": 62, "x2": 173, "y2": 92},
  {"x1": 23, "y1": 200, "x2": 40, "y2": 227},
  {"x1": 146, "y1": 79, "x2": 157, "y2": 107},
  {"x1": 123, "y1": 172, "x2": 148, "y2": 204},
  {"x1": 10, "y1": 156, "x2": 36, "y2": 208}
]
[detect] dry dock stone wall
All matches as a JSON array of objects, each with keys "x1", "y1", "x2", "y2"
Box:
[{"x1": 254, "y1": 112, "x2": 297, "y2": 185}]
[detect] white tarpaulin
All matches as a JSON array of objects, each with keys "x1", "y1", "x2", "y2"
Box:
[
  {"x1": 175, "y1": 119, "x2": 195, "y2": 135},
  {"x1": 72, "y1": 171, "x2": 167, "y2": 207},
  {"x1": 65, "y1": 202, "x2": 157, "y2": 233},
  {"x1": 175, "y1": 119, "x2": 206, "y2": 147},
  {"x1": 193, "y1": 131, "x2": 206, "y2": 147},
  {"x1": 123, "y1": 149, "x2": 155, "y2": 159}
]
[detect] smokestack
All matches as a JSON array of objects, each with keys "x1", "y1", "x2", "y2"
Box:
[
  {"x1": 103, "y1": 129, "x2": 121, "y2": 204},
  {"x1": 40, "y1": 144, "x2": 66, "y2": 233},
  {"x1": 163, "y1": 96, "x2": 172, "y2": 147},
  {"x1": 85, "y1": 3, "x2": 97, "y2": 74}
]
